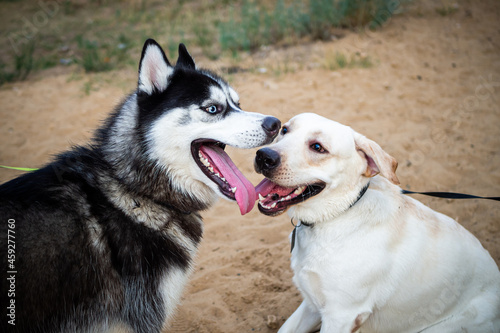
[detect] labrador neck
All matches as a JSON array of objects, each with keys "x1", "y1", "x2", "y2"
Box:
[
  {"x1": 290, "y1": 182, "x2": 370, "y2": 253},
  {"x1": 288, "y1": 180, "x2": 371, "y2": 225}
]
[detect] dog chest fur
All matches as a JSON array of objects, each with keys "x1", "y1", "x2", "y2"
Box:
[
  {"x1": 289, "y1": 176, "x2": 500, "y2": 332},
  {"x1": 0, "y1": 149, "x2": 203, "y2": 332}
]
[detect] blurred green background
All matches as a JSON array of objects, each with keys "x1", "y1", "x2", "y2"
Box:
[{"x1": 0, "y1": 0, "x2": 410, "y2": 84}]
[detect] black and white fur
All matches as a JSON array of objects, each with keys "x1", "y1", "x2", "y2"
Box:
[{"x1": 0, "y1": 39, "x2": 280, "y2": 333}]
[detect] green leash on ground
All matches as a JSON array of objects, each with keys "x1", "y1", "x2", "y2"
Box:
[{"x1": 0, "y1": 165, "x2": 39, "y2": 172}]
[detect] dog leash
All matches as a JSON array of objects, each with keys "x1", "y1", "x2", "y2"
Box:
[
  {"x1": 401, "y1": 190, "x2": 500, "y2": 202},
  {"x1": 290, "y1": 186, "x2": 500, "y2": 252},
  {"x1": 0, "y1": 165, "x2": 39, "y2": 172}
]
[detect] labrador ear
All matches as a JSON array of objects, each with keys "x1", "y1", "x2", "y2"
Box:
[
  {"x1": 176, "y1": 43, "x2": 196, "y2": 69},
  {"x1": 354, "y1": 132, "x2": 400, "y2": 185},
  {"x1": 138, "y1": 39, "x2": 173, "y2": 95}
]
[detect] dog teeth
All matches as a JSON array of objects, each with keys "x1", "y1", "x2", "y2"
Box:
[
  {"x1": 198, "y1": 150, "x2": 234, "y2": 189},
  {"x1": 258, "y1": 192, "x2": 293, "y2": 206},
  {"x1": 259, "y1": 201, "x2": 277, "y2": 210},
  {"x1": 199, "y1": 153, "x2": 229, "y2": 184},
  {"x1": 294, "y1": 186, "x2": 306, "y2": 195},
  {"x1": 214, "y1": 173, "x2": 227, "y2": 183},
  {"x1": 199, "y1": 154, "x2": 211, "y2": 168}
]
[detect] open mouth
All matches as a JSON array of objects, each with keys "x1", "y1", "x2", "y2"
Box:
[
  {"x1": 255, "y1": 178, "x2": 326, "y2": 216},
  {"x1": 191, "y1": 139, "x2": 256, "y2": 215}
]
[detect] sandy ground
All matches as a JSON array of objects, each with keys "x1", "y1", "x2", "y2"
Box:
[{"x1": 1, "y1": 1, "x2": 499, "y2": 332}]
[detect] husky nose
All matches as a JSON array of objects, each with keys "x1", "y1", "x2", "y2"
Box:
[
  {"x1": 261, "y1": 117, "x2": 281, "y2": 138},
  {"x1": 255, "y1": 148, "x2": 281, "y2": 174}
]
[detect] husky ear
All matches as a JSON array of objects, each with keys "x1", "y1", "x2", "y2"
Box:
[
  {"x1": 176, "y1": 43, "x2": 196, "y2": 69},
  {"x1": 138, "y1": 39, "x2": 173, "y2": 95},
  {"x1": 354, "y1": 132, "x2": 400, "y2": 185}
]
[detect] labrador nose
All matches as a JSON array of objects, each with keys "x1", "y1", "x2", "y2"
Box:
[
  {"x1": 255, "y1": 148, "x2": 281, "y2": 174},
  {"x1": 261, "y1": 117, "x2": 281, "y2": 139}
]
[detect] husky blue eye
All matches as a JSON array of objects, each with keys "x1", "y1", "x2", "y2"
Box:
[
  {"x1": 281, "y1": 127, "x2": 288, "y2": 135},
  {"x1": 206, "y1": 105, "x2": 218, "y2": 114}
]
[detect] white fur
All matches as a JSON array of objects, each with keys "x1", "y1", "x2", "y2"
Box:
[
  {"x1": 159, "y1": 251, "x2": 199, "y2": 331},
  {"x1": 146, "y1": 85, "x2": 273, "y2": 203},
  {"x1": 138, "y1": 44, "x2": 173, "y2": 95},
  {"x1": 269, "y1": 113, "x2": 500, "y2": 333}
]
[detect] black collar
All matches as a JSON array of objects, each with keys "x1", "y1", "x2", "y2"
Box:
[
  {"x1": 348, "y1": 181, "x2": 370, "y2": 210},
  {"x1": 290, "y1": 182, "x2": 370, "y2": 253}
]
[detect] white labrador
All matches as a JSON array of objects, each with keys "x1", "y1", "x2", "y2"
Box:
[{"x1": 254, "y1": 113, "x2": 500, "y2": 333}]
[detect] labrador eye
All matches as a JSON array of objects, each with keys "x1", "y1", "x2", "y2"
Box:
[
  {"x1": 310, "y1": 143, "x2": 327, "y2": 153},
  {"x1": 205, "y1": 105, "x2": 219, "y2": 114},
  {"x1": 281, "y1": 126, "x2": 288, "y2": 135}
]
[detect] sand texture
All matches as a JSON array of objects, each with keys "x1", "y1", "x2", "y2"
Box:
[{"x1": 1, "y1": 1, "x2": 499, "y2": 332}]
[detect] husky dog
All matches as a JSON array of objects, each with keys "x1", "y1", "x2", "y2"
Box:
[
  {"x1": 254, "y1": 113, "x2": 500, "y2": 333},
  {"x1": 0, "y1": 39, "x2": 280, "y2": 332}
]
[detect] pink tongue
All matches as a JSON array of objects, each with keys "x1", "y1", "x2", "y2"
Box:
[
  {"x1": 200, "y1": 145, "x2": 256, "y2": 215},
  {"x1": 255, "y1": 178, "x2": 292, "y2": 198}
]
